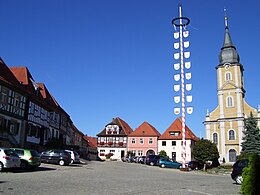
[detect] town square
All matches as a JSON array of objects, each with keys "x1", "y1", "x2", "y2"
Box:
[{"x1": 1, "y1": 0, "x2": 260, "y2": 194}]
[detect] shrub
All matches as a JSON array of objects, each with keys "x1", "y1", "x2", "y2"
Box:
[
  {"x1": 105, "y1": 153, "x2": 114, "y2": 159},
  {"x1": 241, "y1": 154, "x2": 260, "y2": 194}
]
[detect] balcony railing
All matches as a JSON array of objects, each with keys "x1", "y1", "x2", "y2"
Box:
[{"x1": 98, "y1": 142, "x2": 126, "y2": 147}]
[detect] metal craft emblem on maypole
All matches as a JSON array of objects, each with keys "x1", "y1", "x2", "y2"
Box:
[{"x1": 172, "y1": 3, "x2": 193, "y2": 168}]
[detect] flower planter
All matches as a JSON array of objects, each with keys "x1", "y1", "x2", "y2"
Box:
[
  {"x1": 118, "y1": 142, "x2": 123, "y2": 146},
  {"x1": 108, "y1": 142, "x2": 113, "y2": 146},
  {"x1": 180, "y1": 167, "x2": 190, "y2": 172},
  {"x1": 100, "y1": 142, "x2": 104, "y2": 145}
]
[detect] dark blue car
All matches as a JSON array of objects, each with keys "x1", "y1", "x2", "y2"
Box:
[{"x1": 159, "y1": 158, "x2": 182, "y2": 169}]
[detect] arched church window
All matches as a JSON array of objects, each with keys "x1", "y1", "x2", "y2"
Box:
[
  {"x1": 225, "y1": 72, "x2": 232, "y2": 81},
  {"x1": 229, "y1": 130, "x2": 235, "y2": 140},
  {"x1": 226, "y1": 96, "x2": 234, "y2": 107},
  {"x1": 229, "y1": 149, "x2": 237, "y2": 162},
  {"x1": 213, "y1": 133, "x2": 218, "y2": 145}
]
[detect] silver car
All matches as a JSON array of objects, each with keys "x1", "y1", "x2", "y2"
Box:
[{"x1": 0, "y1": 148, "x2": 21, "y2": 171}]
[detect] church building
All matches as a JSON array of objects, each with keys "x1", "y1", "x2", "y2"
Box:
[{"x1": 204, "y1": 13, "x2": 260, "y2": 163}]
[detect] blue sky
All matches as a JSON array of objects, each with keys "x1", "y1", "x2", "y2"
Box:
[{"x1": 0, "y1": 0, "x2": 259, "y2": 137}]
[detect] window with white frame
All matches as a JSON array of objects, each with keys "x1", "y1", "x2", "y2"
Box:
[
  {"x1": 0, "y1": 88, "x2": 7, "y2": 103},
  {"x1": 138, "y1": 150, "x2": 143, "y2": 156},
  {"x1": 213, "y1": 133, "x2": 218, "y2": 144},
  {"x1": 226, "y1": 96, "x2": 234, "y2": 107},
  {"x1": 109, "y1": 150, "x2": 115, "y2": 153},
  {"x1": 149, "y1": 138, "x2": 153, "y2": 144},
  {"x1": 229, "y1": 130, "x2": 235, "y2": 140},
  {"x1": 162, "y1": 141, "x2": 166, "y2": 146},
  {"x1": 131, "y1": 138, "x2": 135, "y2": 144},
  {"x1": 172, "y1": 141, "x2": 176, "y2": 146},
  {"x1": 139, "y1": 138, "x2": 144, "y2": 144},
  {"x1": 225, "y1": 72, "x2": 232, "y2": 81}
]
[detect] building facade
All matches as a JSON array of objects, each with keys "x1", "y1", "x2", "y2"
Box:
[
  {"x1": 204, "y1": 15, "x2": 260, "y2": 163},
  {"x1": 97, "y1": 117, "x2": 133, "y2": 160},
  {"x1": 158, "y1": 118, "x2": 198, "y2": 162},
  {"x1": 128, "y1": 121, "x2": 161, "y2": 156}
]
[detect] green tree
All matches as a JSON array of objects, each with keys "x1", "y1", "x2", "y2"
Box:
[
  {"x1": 159, "y1": 150, "x2": 168, "y2": 158},
  {"x1": 241, "y1": 154, "x2": 260, "y2": 194},
  {"x1": 193, "y1": 138, "x2": 219, "y2": 170},
  {"x1": 241, "y1": 112, "x2": 260, "y2": 155}
]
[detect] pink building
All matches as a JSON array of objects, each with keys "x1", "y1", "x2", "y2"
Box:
[{"x1": 128, "y1": 122, "x2": 161, "y2": 156}]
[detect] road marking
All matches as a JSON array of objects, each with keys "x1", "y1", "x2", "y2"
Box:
[{"x1": 187, "y1": 189, "x2": 213, "y2": 195}]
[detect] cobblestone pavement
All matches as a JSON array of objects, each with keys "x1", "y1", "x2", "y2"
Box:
[{"x1": 0, "y1": 160, "x2": 240, "y2": 195}]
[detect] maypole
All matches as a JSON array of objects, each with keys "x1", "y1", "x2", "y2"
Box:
[{"x1": 172, "y1": 3, "x2": 193, "y2": 168}]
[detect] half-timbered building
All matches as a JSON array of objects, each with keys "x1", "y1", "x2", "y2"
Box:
[
  {"x1": 97, "y1": 117, "x2": 133, "y2": 160},
  {"x1": 0, "y1": 58, "x2": 28, "y2": 147}
]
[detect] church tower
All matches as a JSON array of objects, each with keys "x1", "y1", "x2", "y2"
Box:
[{"x1": 204, "y1": 10, "x2": 260, "y2": 163}]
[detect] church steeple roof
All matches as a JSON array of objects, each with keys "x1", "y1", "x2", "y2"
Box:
[{"x1": 218, "y1": 9, "x2": 240, "y2": 65}]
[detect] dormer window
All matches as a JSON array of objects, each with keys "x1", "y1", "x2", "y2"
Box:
[{"x1": 170, "y1": 131, "x2": 180, "y2": 136}]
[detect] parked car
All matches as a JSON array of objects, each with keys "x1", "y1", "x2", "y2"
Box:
[
  {"x1": 159, "y1": 158, "x2": 182, "y2": 169},
  {"x1": 0, "y1": 147, "x2": 20, "y2": 171},
  {"x1": 138, "y1": 156, "x2": 146, "y2": 164},
  {"x1": 40, "y1": 149, "x2": 71, "y2": 166},
  {"x1": 145, "y1": 155, "x2": 161, "y2": 166},
  {"x1": 187, "y1": 161, "x2": 203, "y2": 170},
  {"x1": 11, "y1": 148, "x2": 41, "y2": 170},
  {"x1": 133, "y1": 156, "x2": 139, "y2": 163},
  {"x1": 231, "y1": 159, "x2": 249, "y2": 185},
  {"x1": 126, "y1": 156, "x2": 134, "y2": 163},
  {"x1": 65, "y1": 150, "x2": 80, "y2": 164}
]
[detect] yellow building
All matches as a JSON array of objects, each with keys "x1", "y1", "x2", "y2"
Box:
[{"x1": 204, "y1": 14, "x2": 260, "y2": 163}]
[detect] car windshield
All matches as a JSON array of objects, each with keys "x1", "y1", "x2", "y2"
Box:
[
  {"x1": 31, "y1": 150, "x2": 40, "y2": 157},
  {"x1": 4, "y1": 149, "x2": 19, "y2": 157}
]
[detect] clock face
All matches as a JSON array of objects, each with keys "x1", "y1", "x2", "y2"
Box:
[{"x1": 224, "y1": 63, "x2": 231, "y2": 70}]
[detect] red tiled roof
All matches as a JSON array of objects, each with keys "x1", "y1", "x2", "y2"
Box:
[
  {"x1": 83, "y1": 136, "x2": 97, "y2": 148},
  {"x1": 96, "y1": 117, "x2": 133, "y2": 136},
  {"x1": 0, "y1": 58, "x2": 25, "y2": 92},
  {"x1": 158, "y1": 118, "x2": 198, "y2": 141},
  {"x1": 37, "y1": 83, "x2": 60, "y2": 110},
  {"x1": 129, "y1": 121, "x2": 161, "y2": 137},
  {"x1": 10, "y1": 67, "x2": 49, "y2": 108},
  {"x1": 116, "y1": 117, "x2": 133, "y2": 135}
]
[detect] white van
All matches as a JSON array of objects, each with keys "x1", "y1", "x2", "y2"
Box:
[{"x1": 65, "y1": 150, "x2": 80, "y2": 164}]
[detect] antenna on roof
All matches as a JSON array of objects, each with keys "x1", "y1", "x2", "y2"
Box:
[{"x1": 224, "y1": 8, "x2": 228, "y2": 29}]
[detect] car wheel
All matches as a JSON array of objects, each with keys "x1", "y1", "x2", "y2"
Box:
[
  {"x1": 0, "y1": 162, "x2": 3, "y2": 172},
  {"x1": 59, "y1": 160, "x2": 65, "y2": 166},
  {"x1": 161, "y1": 164, "x2": 165, "y2": 168},
  {"x1": 20, "y1": 160, "x2": 28, "y2": 169},
  {"x1": 150, "y1": 162, "x2": 154, "y2": 166},
  {"x1": 235, "y1": 175, "x2": 243, "y2": 185}
]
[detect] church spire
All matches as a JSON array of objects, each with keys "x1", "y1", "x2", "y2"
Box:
[{"x1": 218, "y1": 8, "x2": 240, "y2": 65}]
